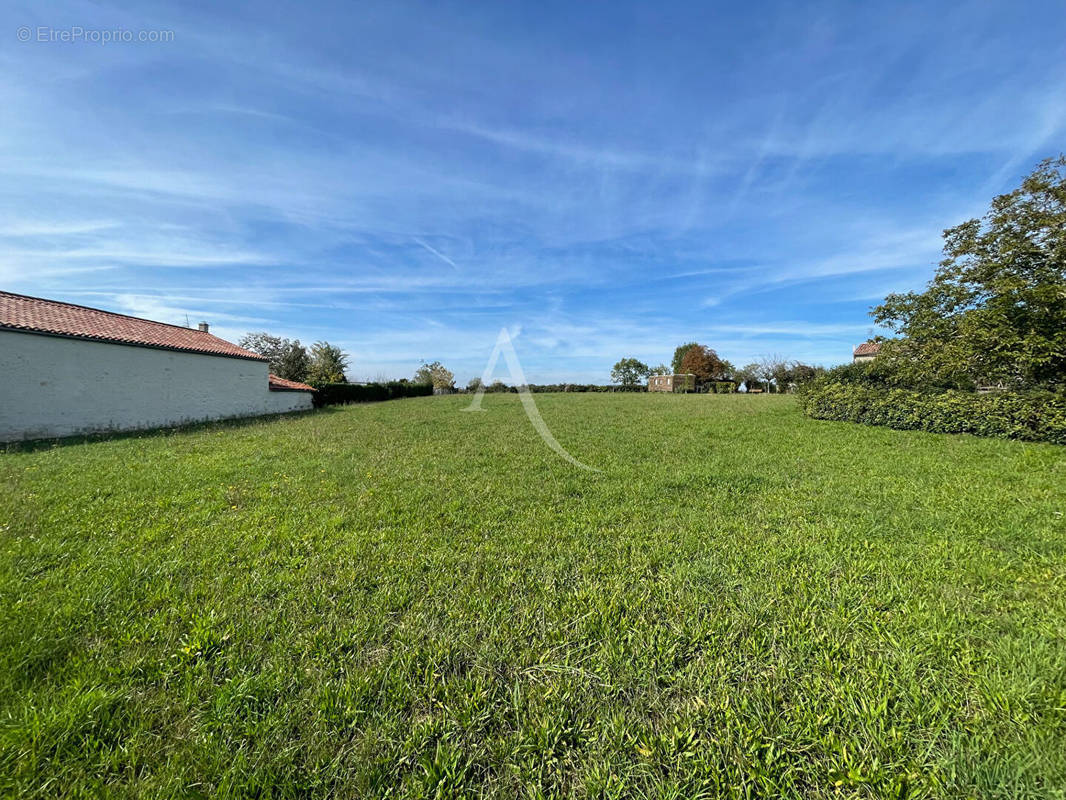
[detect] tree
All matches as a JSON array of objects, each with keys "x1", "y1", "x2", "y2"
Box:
[
  {"x1": 679, "y1": 345, "x2": 725, "y2": 384},
  {"x1": 306, "y1": 341, "x2": 349, "y2": 387},
  {"x1": 466, "y1": 377, "x2": 484, "y2": 393},
  {"x1": 791, "y1": 363, "x2": 823, "y2": 387},
  {"x1": 671, "y1": 343, "x2": 698, "y2": 374},
  {"x1": 755, "y1": 355, "x2": 788, "y2": 393},
  {"x1": 874, "y1": 155, "x2": 1066, "y2": 390},
  {"x1": 275, "y1": 340, "x2": 310, "y2": 382},
  {"x1": 649, "y1": 364, "x2": 670, "y2": 375},
  {"x1": 414, "y1": 361, "x2": 455, "y2": 391},
  {"x1": 238, "y1": 332, "x2": 310, "y2": 381},
  {"x1": 736, "y1": 363, "x2": 762, "y2": 392},
  {"x1": 611, "y1": 357, "x2": 650, "y2": 387}
]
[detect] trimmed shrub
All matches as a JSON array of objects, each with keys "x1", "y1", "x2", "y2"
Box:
[
  {"x1": 314, "y1": 381, "x2": 433, "y2": 408},
  {"x1": 800, "y1": 383, "x2": 1066, "y2": 445}
]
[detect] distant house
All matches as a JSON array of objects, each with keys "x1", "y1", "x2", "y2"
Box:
[
  {"x1": 853, "y1": 341, "x2": 882, "y2": 363},
  {"x1": 648, "y1": 373, "x2": 696, "y2": 393},
  {"x1": 0, "y1": 291, "x2": 315, "y2": 442}
]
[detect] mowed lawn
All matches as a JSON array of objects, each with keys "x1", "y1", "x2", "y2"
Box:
[{"x1": 2, "y1": 394, "x2": 1065, "y2": 799}]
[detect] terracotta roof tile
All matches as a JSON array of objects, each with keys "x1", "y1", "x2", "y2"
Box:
[
  {"x1": 853, "y1": 340, "x2": 882, "y2": 356},
  {"x1": 0, "y1": 291, "x2": 266, "y2": 361},
  {"x1": 268, "y1": 374, "x2": 316, "y2": 392}
]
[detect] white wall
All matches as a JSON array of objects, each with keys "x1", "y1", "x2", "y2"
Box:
[{"x1": 0, "y1": 330, "x2": 313, "y2": 441}]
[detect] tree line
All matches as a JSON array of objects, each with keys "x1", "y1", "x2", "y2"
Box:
[
  {"x1": 611, "y1": 344, "x2": 823, "y2": 392},
  {"x1": 237, "y1": 333, "x2": 457, "y2": 392}
]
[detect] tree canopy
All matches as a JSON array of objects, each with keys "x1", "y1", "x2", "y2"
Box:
[
  {"x1": 610, "y1": 358, "x2": 650, "y2": 387},
  {"x1": 238, "y1": 332, "x2": 310, "y2": 382},
  {"x1": 679, "y1": 345, "x2": 725, "y2": 383},
  {"x1": 874, "y1": 155, "x2": 1066, "y2": 390},
  {"x1": 414, "y1": 361, "x2": 455, "y2": 391},
  {"x1": 671, "y1": 343, "x2": 698, "y2": 375},
  {"x1": 306, "y1": 341, "x2": 349, "y2": 387}
]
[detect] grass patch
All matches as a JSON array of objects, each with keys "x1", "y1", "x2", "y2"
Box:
[{"x1": 2, "y1": 394, "x2": 1065, "y2": 798}]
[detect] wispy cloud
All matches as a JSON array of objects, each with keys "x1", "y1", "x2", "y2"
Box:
[
  {"x1": 2, "y1": 0, "x2": 1063, "y2": 382},
  {"x1": 414, "y1": 238, "x2": 460, "y2": 271}
]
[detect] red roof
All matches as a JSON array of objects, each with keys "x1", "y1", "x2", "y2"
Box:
[
  {"x1": 853, "y1": 340, "x2": 882, "y2": 356},
  {"x1": 0, "y1": 291, "x2": 266, "y2": 361},
  {"x1": 268, "y1": 374, "x2": 315, "y2": 392}
]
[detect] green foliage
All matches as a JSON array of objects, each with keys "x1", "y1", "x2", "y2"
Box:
[
  {"x1": 2, "y1": 394, "x2": 1064, "y2": 796},
  {"x1": 801, "y1": 381, "x2": 1066, "y2": 444},
  {"x1": 649, "y1": 363, "x2": 670, "y2": 376},
  {"x1": 306, "y1": 341, "x2": 349, "y2": 388},
  {"x1": 314, "y1": 381, "x2": 432, "y2": 406},
  {"x1": 413, "y1": 361, "x2": 455, "y2": 391},
  {"x1": 874, "y1": 155, "x2": 1066, "y2": 391},
  {"x1": 671, "y1": 342, "x2": 698, "y2": 374},
  {"x1": 275, "y1": 340, "x2": 310, "y2": 382},
  {"x1": 610, "y1": 357, "x2": 650, "y2": 387},
  {"x1": 679, "y1": 345, "x2": 725, "y2": 384},
  {"x1": 736, "y1": 363, "x2": 762, "y2": 392},
  {"x1": 238, "y1": 332, "x2": 310, "y2": 381}
]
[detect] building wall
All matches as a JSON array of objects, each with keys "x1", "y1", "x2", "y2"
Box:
[
  {"x1": 648, "y1": 374, "x2": 695, "y2": 393},
  {"x1": 853, "y1": 354, "x2": 877, "y2": 363},
  {"x1": 0, "y1": 330, "x2": 312, "y2": 441}
]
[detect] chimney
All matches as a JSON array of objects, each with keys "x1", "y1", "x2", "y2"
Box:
[{"x1": 197, "y1": 322, "x2": 210, "y2": 332}]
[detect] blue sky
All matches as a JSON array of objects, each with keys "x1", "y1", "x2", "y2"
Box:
[{"x1": 3, "y1": 0, "x2": 1064, "y2": 383}]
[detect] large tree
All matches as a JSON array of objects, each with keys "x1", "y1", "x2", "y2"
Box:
[
  {"x1": 671, "y1": 342, "x2": 698, "y2": 374},
  {"x1": 306, "y1": 341, "x2": 349, "y2": 387},
  {"x1": 679, "y1": 345, "x2": 725, "y2": 384},
  {"x1": 238, "y1": 332, "x2": 310, "y2": 381},
  {"x1": 611, "y1": 357, "x2": 650, "y2": 387},
  {"x1": 414, "y1": 361, "x2": 455, "y2": 391},
  {"x1": 275, "y1": 340, "x2": 310, "y2": 382},
  {"x1": 874, "y1": 155, "x2": 1066, "y2": 390}
]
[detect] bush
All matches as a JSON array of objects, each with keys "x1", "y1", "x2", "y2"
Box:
[
  {"x1": 313, "y1": 381, "x2": 433, "y2": 408},
  {"x1": 800, "y1": 382, "x2": 1066, "y2": 444}
]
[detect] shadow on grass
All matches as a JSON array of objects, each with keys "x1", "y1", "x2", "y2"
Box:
[{"x1": 1, "y1": 407, "x2": 344, "y2": 454}]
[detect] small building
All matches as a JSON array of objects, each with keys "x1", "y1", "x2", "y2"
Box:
[
  {"x1": 853, "y1": 341, "x2": 882, "y2": 363},
  {"x1": 648, "y1": 373, "x2": 696, "y2": 393},
  {"x1": 0, "y1": 291, "x2": 315, "y2": 442}
]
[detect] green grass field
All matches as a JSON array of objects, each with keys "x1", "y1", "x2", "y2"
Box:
[{"x1": 2, "y1": 394, "x2": 1065, "y2": 798}]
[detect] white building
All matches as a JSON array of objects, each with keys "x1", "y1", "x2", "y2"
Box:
[{"x1": 0, "y1": 291, "x2": 315, "y2": 442}]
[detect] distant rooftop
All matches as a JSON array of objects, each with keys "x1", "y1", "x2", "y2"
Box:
[{"x1": 853, "y1": 341, "x2": 882, "y2": 357}]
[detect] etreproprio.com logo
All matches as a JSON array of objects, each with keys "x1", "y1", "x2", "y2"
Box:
[{"x1": 17, "y1": 26, "x2": 175, "y2": 44}]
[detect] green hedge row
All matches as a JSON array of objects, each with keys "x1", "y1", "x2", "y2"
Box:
[
  {"x1": 314, "y1": 382, "x2": 433, "y2": 407},
  {"x1": 480, "y1": 384, "x2": 647, "y2": 393},
  {"x1": 800, "y1": 383, "x2": 1066, "y2": 444}
]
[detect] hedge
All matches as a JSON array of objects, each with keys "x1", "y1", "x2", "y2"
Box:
[
  {"x1": 478, "y1": 384, "x2": 646, "y2": 393},
  {"x1": 314, "y1": 381, "x2": 433, "y2": 408},
  {"x1": 800, "y1": 383, "x2": 1066, "y2": 444}
]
